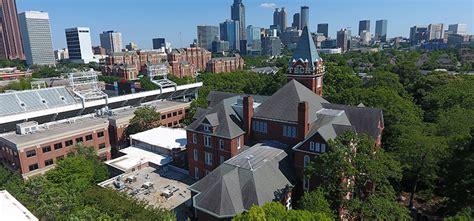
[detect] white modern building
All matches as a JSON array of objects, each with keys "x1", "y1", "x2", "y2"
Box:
[
  {"x1": 0, "y1": 190, "x2": 38, "y2": 221},
  {"x1": 360, "y1": 30, "x2": 371, "y2": 45},
  {"x1": 18, "y1": 11, "x2": 55, "y2": 66},
  {"x1": 428, "y1": 23, "x2": 445, "y2": 40},
  {"x1": 65, "y1": 27, "x2": 95, "y2": 64},
  {"x1": 100, "y1": 30, "x2": 122, "y2": 54},
  {"x1": 448, "y1": 24, "x2": 467, "y2": 35}
]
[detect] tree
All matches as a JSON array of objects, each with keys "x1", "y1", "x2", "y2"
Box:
[
  {"x1": 233, "y1": 202, "x2": 333, "y2": 221},
  {"x1": 308, "y1": 131, "x2": 409, "y2": 220},
  {"x1": 298, "y1": 188, "x2": 334, "y2": 218},
  {"x1": 126, "y1": 106, "x2": 161, "y2": 135}
]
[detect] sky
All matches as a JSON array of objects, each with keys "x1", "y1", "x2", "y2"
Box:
[{"x1": 16, "y1": 0, "x2": 474, "y2": 50}]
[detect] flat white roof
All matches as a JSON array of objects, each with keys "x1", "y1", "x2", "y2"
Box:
[
  {"x1": 130, "y1": 127, "x2": 187, "y2": 150},
  {"x1": 0, "y1": 190, "x2": 38, "y2": 221},
  {"x1": 105, "y1": 147, "x2": 172, "y2": 171}
]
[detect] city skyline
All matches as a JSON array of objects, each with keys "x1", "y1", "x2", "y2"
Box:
[{"x1": 16, "y1": 0, "x2": 473, "y2": 50}]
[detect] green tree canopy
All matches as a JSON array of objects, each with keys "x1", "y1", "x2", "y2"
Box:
[{"x1": 126, "y1": 106, "x2": 161, "y2": 135}]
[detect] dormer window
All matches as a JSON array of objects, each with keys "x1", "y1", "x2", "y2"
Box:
[{"x1": 203, "y1": 125, "x2": 211, "y2": 132}]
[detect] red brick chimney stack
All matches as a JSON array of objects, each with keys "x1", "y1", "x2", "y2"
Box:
[
  {"x1": 243, "y1": 96, "x2": 254, "y2": 144},
  {"x1": 298, "y1": 101, "x2": 309, "y2": 140}
]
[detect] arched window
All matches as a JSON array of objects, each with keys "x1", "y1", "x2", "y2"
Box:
[{"x1": 304, "y1": 155, "x2": 310, "y2": 168}]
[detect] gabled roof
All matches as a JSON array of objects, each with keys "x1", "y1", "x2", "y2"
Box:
[
  {"x1": 207, "y1": 91, "x2": 269, "y2": 108},
  {"x1": 291, "y1": 26, "x2": 320, "y2": 68},
  {"x1": 187, "y1": 96, "x2": 245, "y2": 139},
  {"x1": 322, "y1": 103, "x2": 383, "y2": 140},
  {"x1": 254, "y1": 80, "x2": 329, "y2": 123},
  {"x1": 189, "y1": 142, "x2": 292, "y2": 218}
]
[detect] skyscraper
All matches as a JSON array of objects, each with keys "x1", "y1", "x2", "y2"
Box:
[
  {"x1": 375, "y1": 19, "x2": 388, "y2": 42},
  {"x1": 427, "y1": 23, "x2": 444, "y2": 40},
  {"x1": 448, "y1": 24, "x2": 467, "y2": 35},
  {"x1": 358, "y1": 20, "x2": 370, "y2": 36},
  {"x1": 292, "y1": 13, "x2": 300, "y2": 30},
  {"x1": 0, "y1": 0, "x2": 24, "y2": 60},
  {"x1": 337, "y1": 28, "x2": 351, "y2": 53},
  {"x1": 100, "y1": 30, "x2": 122, "y2": 54},
  {"x1": 220, "y1": 19, "x2": 240, "y2": 51},
  {"x1": 65, "y1": 27, "x2": 94, "y2": 64},
  {"x1": 231, "y1": 0, "x2": 246, "y2": 41},
  {"x1": 300, "y1": 6, "x2": 309, "y2": 29},
  {"x1": 152, "y1": 38, "x2": 166, "y2": 50},
  {"x1": 197, "y1": 25, "x2": 219, "y2": 51},
  {"x1": 317, "y1": 23, "x2": 329, "y2": 38},
  {"x1": 246, "y1": 25, "x2": 261, "y2": 54},
  {"x1": 273, "y1": 8, "x2": 288, "y2": 33},
  {"x1": 409, "y1": 26, "x2": 428, "y2": 45},
  {"x1": 18, "y1": 11, "x2": 55, "y2": 66}
]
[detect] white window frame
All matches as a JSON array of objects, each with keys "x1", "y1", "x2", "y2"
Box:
[
  {"x1": 303, "y1": 176, "x2": 310, "y2": 191},
  {"x1": 317, "y1": 77, "x2": 322, "y2": 88},
  {"x1": 205, "y1": 152, "x2": 213, "y2": 166},
  {"x1": 204, "y1": 135, "x2": 211, "y2": 147},
  {"x1": 316, "y1": 142, "x2": 321, "y2": 152},
  {"x1": 321, "y1": 143, "x2": 326, "y2": 153},
  {"x1": 304, "y1": 155, "x2": 310, "y2": 168},
  {"x1": 192, "y1": 133, "x2": 197, "y2": 144},
  {"x1": 193, "y1": 149, "x2": 198, "y2": 161},
  {"x1": 283, "y1": 125, "x2": 297, "y2": 138},
  {"x1": 194, "y1": 167, "x2": 199, "y2": 179},
  {"x1": 219, "y1": 139, "x2": 224, "y2": 149},
  {"x1": 252, "y1": 121, "x2": 268, "y2": 133},
  {"x1": 309, "y1": 142, "x2": 315, "y2": 151},
  {"x1": 237, "y1": 137, "x2": 241, "y2": 149},
  {"x1": 203, "y1": 125, "x2": 211, "y2": 132}
]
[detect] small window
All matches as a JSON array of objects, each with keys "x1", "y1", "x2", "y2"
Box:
[
  {"x1": 309, "y1": 142, "x2": 315, "y2": 151},
  {"x1": 178, "y1": 110, "x2": 183, "y2": 115},
  {"x1": 167, "y1": 113, "x2": 172, "y2": 118},
  {"x1": 42, "y1": 146, "x2": 51, "y2": 153},
  {"x1": 54, "y1": 143, "x2": 63, "y2": 150},
  {"x1": 204, "y1": 136, "x2": 211, "y2": 147},
  {"x1": 168, "y1": 123, "x2": 172, "y2": 127},
  {"x1": 203, "y1": 125, "x2": 211, "y2": 132},
  {"x1": 161, "y1": 115, "x2": 166, "y2": 120},
  {"x1": 219, "y1": 139, "x2": 224, "y2": 149},
  {"x1": 65, "y1": 140, "x2": 73, "y2": 147},
  {"x1": 237, "y1": 137, "x2": 241, "y2": 149},
  {"x1": 205, "y1": 152, "x2": 213, "y2": 166},
  {"x1": 85, "y1": 134, "x2": 93, "y2": 141},
  {"x1": 56, "y1": 155, "x2": 64, "y2": 161},
  {"x1": 304, "y1": 155, "x2": 310, "y2": 168},
  {"x1": 192, "y1": 133, "x2": 197, "y2": 144},
  {"x1": 194, "y1": 167, "x2": 199, "y2": 179},
  {"x1": 321, "y1": 143, "x2": 326, "y2": 153},
  {"x1": 99, "y1": 143, "x2": 106, "y2": 149},
  {"x1": 316, "y1": 143, "x2": 321, "y2": 152},
  {"x1": 75, "y1": 137, "x2": 83, "y2": 143},
  {"x1": 193, "y1": 149, "x2": 199, "y2": 161},
  {"x1": 28, "y1": 163, "x2": 39, "y2": 172},
  {"x1": 97, "y1": 131, "x2": 105, "y2": 138},
  {"x1": 45, "y1": 159, "x2": 54, "y2": 166},
  {"x1": 26, "y1": 150, "x2": 36, "y2": 158},
  {"x1": 173, "y1": 112, "x2": 177, "y2": 116}
]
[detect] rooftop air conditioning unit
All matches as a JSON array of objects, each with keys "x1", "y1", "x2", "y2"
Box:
[{"x1": 16, "y1": 121, "x2": 39, "y2": 135}]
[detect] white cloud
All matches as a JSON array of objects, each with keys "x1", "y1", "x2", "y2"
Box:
[{"x1": 260, "y1": 3, "x2": 276, "y2": 9}]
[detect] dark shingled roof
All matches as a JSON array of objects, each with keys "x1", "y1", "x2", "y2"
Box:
[
  {"x1": 254, "y1": 80, "x2": 329, "y2": 123},
  {"x1": 189, "y1": 142, "x2": 293, "y2": 218},
  {"x1": 322, "y1": 103, "x2": 383, "y2": 140},
  {"x1": 187, "y1": 96, "x2": 245, "y2": 139},
  {"x1": 207, "y1": 91, "x2": 269, "y2": 108},
  {"x1": 290, "y1": 26, "x2": 320, "y2": 69}
]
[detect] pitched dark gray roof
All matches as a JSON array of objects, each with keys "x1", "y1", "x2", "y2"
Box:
[
  {"x1": 321, "y1": 103, "x2": 383, "y2": 140},
  {"x1": 207, "y1": 91, "x2": 269, "y2": 108},
  {"x1": 291, "y1": 26, "x2": 320, "y2": 68},
  {"x1": 254, "y1": 80, "x2": 329, "y2": 123},
  {"x1": 187, "y1": 96, "x2": 245, "y2": 139},
  {"x1": 189, "y1": 142, "x2": 292, "y2": 218}
]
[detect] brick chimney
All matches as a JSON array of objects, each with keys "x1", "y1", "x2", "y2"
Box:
[
  {"x1": 243, "y1": 96, "x2": 254, "y2": 144},
  {"x1": 298, "y1": 101, "x2": 309, "y2": 140}
]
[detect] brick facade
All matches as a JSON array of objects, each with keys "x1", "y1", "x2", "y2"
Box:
[
  {"x1": 168, "y1": 47, "x2": 211, "y2": 77},
  {"x1": 206, "y1": 56, "x2": 245, "y2": 74}
]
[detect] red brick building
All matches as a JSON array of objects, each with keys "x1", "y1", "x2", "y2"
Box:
[
  {"x1": 168, "y1": 47, "x2": 211, "y2": 77},
  {"x1": 103, "y1": 50, "x2": 167, "y2": 80},
  {"x1": 206, "y1": 55, "x2": 244, "y2": 74},
  {"x1": 185, "y1": 26, "x2": 384, "y2": 221},
  {"x1": 0, "y1": 117, "x2": 112, "y2": 179}
]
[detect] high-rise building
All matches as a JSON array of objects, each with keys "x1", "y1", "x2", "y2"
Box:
[
  {"x1": 358, "y1": 20, "x2": 370, "y2": 36},
  {"x1": 317, "y1": 23, "x2": 329, "y2": 38},
  {"x1": 409, "y1": 26, "x2": 428, "y2": 45},
  {"x1": 427, "y1": 23, "x2": 444, "y2": 40},
  {"x1": 360, "y1": 30, "x2": 371, "y2": 45},
  {"x1": 337, "y1": 28, "x2": 351, "y2": 53},
  {"x1": 197, "y1": 25, "x2": 219, "y2": 51},
  {"x1": 18, "y1": 11, "x2": 55, "y2": 66},
  {"x1": 126, "y1": 42, "x2": 138, "y2": 51},
  {"x1": 220, "y1": 19, "x2": 240, "y2": 51},
  {"x1": 375, "y1": 19, "x2": 388, "y2": 42},
  {"x1": 273, "y1": 8, "x2": 288, "y2": 33},
  {"x1": 262, "y1": 36, "x2": 281, "y2": 57},
  {"x1": 448, "y1": 24, "x2": 467, "y2": 35},
  {"x1": 0, "y1": 0, "x2": 24, "y2": 60},
  {"x1": 152, "y1": 38, "x2": 166, "y2": 50},
  {"x1": 65, "y1": 27, "x2": 94, "y2": 64},
  {"x1": 292, "y1": 13, "x2": 300, "y2": 30},
  {"x1": 246, "y1": 25, "x2": 261, "y2": 54},
  {"x1": 231, "y1": 0, "x2": 246, "y2": 41},
  {"x1": 100, "y1": 30, "x2": 122, "y2": 54},
  {"x1": 300, "y1": 6, "x2": 309, "y2": 29}
]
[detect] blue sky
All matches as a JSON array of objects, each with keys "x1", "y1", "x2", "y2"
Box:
[{"x1": 17, "y1": 0, "x2": 474, "y2": 50}]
